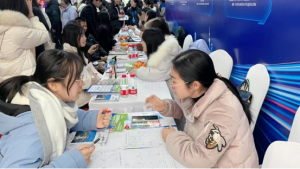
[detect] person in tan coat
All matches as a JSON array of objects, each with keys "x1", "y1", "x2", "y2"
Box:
[
  {"x1": 146, "y1": 50, "x2": 259, "y2": 168},
  {"x1": 0, "y1": 0, "x2": 51, "y2": 83},
  {"x1": 63, "y1": 21, "x2": 100, "y2": 107}
]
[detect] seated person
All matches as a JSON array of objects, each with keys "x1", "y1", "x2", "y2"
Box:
[
  {"x1": 63, "y1": 21, "x2": 104, "y2": 107},
  {"x1": 130, "y1": 28, "x2": 181, "y2": 82},
  {"x1": 145, "y1": 50, "x2": 259, "y2": 168},
  {"x1": 0, "y1": 50, "x2": 112, "y2": 168},
  {"x1": 96, "y1": 12, "x2": 117, "y2": 53},
  {"x1": 75, "y1": 17, "x2": 108, "y2": 62}
]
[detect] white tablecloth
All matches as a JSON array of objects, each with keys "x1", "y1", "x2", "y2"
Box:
[
  {"x1": 65, "y1": 111, "x2": 185, "y2": 168},
  {"x1": 89, "y1": 78, "x2": 172, "y2": 113},
  {"x1": 108, "y1": 54, "x2": 147, "y2": 64}
]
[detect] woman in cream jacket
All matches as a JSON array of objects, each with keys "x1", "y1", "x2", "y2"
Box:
[
  {"x1": 0, "y1": 0, "x2": 51, "y2": 83},
  {"x1": 130, "y1": 28, "x2": 182, "y2": 82},
  {"x1": 146, "y1": 50, "x2": 259, "y2": 168},
  {"x1": 63, "y1": 22, "x2": 99, "y2": 107}
]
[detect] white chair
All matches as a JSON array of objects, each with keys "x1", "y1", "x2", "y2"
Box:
[
  {"x1": 245, "y1": 64, "x2": 270, "y2": 131},
  {"x1": 182, "y1": 35, "x2": 193, "y2": 52},
  {"x1": 209, "y1": 50, "x2": 233, "y2": 79},
  {"x1": 262, "y1": 141, "x2": 300, "y2": 168},
  {"x1": 288, "y1": 107, "x2": 300, "y2": 143}
]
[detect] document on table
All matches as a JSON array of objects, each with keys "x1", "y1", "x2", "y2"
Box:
[
  {"x1": 125, "y1": 129, "x2": 165, "y2": 148},
  {"x1": 88, "y1": 149, "x2": 123, "y2": 168},
  {"x1": 123, "y1": 147, "x2": 177, "y2": 168}
]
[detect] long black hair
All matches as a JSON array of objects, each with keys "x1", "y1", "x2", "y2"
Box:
[
  {"x1": 97, "y1": 11, "x2": 114, "y2": 34},
  {"x1": 142, "y1": 28, "x2": 165, "y2": 57},
  {"x1": 0, "y1": 50, "x2": 84, "y2": 103},
  {"x1": 146, "y1": 10, "x2": 156, "y2": 22},
  {"x1": 63, "y1": 21, "x2": 87, "y2": 65},
  {"x1": 0, "y1": 0, "x2": 29, "y2": 17},
  {"x1": 172, "y1": 49, "x2": 252, "y2": 124}
]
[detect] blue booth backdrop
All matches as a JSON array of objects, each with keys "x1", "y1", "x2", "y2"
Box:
[{"x1": 165, "y1": 0, "x2": 300, "y2": 164}]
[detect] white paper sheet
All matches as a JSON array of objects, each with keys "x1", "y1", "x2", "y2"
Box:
[
  {"x1": 88, "y1": 149, "x2": 123, "y2": 168},
  {"x1": 125, "y1": 129, "x2": 165, "y2": 148},
  {"x1": 123, "y1": 147, "x2": 177, "y2": 168}
]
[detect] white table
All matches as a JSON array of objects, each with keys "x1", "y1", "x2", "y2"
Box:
[
  {"x1": 89, "y1": 78, "x2": 172, "y2": 113},
  {"x1": 108, "y1": 54, "x2": 147, "y2": 64},
  {"x1": 65, "y1": 111, "x2": 185, "y2": 168}
]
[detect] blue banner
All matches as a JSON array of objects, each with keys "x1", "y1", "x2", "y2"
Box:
[{"x1": 166, "y1": 0, "x2": 300, "y2": 164}]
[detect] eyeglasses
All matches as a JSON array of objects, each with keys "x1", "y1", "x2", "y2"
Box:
[
  {"x1": 75, "y1": 75, "x2": 84, "y2": 85},
  {"x1": 169, "y1": 80, "x2": 189, "y2": 88}
]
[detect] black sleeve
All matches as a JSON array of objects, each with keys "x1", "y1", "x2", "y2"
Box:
[
  {"x1": 89, "y1": 35, "x2": 108, "y2": 57},
  {"x1": 32, "y1": 7, "x2": 50, "y2": 31},
  {"x1": 49, "y1": 6, "x2": 61, "y2": 31},
  {"x1": 80, "y1": 7, "x2": 97, "y2": 38},
  {"x1": 97, "y1": 26, "x2": 116, "y2": 53},
  {"x1": 108, "y1": 4, "x2": 119, "y2": 21}
]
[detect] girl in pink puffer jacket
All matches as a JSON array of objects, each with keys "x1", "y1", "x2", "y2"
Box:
[{"x1": 146, "y1": 49, "x2": 259, "y2": 168}]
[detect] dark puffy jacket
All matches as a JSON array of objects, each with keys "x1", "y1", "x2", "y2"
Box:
[
  {"x1": 82, "y1": 34, "x2": 108, "y2": 62},
  {"x1": 80, "y1": 4, "x2": 98, "y2": 38},
  {"x1": 126, "y1": 7, "x2": 142, "y2": 26},
  {"x1": 45, "y1": 0, "x2": 61, "y2": 32},
  {"x1": 96, "y1": 25, "x2": 116, "y2": 53},
  {"x1": 108, "y1": 3, "x2": 121, "y2": 35}
]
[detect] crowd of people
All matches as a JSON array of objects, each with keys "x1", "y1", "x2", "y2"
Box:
[{"x1": 0, "y1": 0, "x2": 259, "y2": 168}]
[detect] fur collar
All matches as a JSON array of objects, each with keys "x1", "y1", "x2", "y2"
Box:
[
  {"x1": 147, "y1": 35, "x2": 179, "y2": 67},
  {"x1": 0, "y1": 10, "x2": 32, "y2": 29}
]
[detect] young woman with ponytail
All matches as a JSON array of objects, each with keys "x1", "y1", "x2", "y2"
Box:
[
  {"x1": 0, "y1": 50, "x2": 111, "y2": 168},
  {"x1": 145, "y1": 50, "x2": 259, "y2": 168}
]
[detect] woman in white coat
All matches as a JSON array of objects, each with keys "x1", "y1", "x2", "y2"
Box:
[
  {"x1": 130, "y1": 28, "x2": 180, "y2": 82},
  {"x1": 0, "y1": 0, "x2": 50, "y2": 83}
]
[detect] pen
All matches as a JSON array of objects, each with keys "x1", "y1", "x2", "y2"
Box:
[{"x1": 87, "y1": 138, "x2": 100, "y2": 149}]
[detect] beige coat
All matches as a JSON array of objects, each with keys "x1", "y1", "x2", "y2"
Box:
[
  {"x1": 0, "y1": 10, "x2": 51, "y2": 83},
  {"x1": 63, "y1": 43, "x2": 98, "y2": 107},
  {"x1": 161, "y1": 79, "x2": 259, "y2": 168},
  {"x1": 136, "y1": 35, "x2": 182, "y2": 82}
]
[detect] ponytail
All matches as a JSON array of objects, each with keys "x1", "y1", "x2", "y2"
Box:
[
  {"x1": 218, "y1": 77, "x2": 252, "y2": 124},
  {"x1": 0, "y1": 76, "x2": 32, "y2": 103}
]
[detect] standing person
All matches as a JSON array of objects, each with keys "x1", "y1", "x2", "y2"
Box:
[
  {"x1": 45, "y1": 0, "x2": 63, "y2": 49},
  {"x1": 0, "y1": 0, "x2": 50, "y2": 83},
  {"x1": 32, "y1": 0, "x2": 52, "y2": 57},
  {"x1": 77, "y1": 0, "x2": 87, "y2": 15},
  {"x1": 124, "y1": 0, "x2": 131, "y2": 14},
  {"x1": 0, "y1": 49, "x2": 112, "y2": 168},
  {"x1": 61, "y1": 0, "x2": 78, "y2": 29},
  {"x1": 62, "y1": 21, "x2": 101, "y2": 107},
  {"x1": 108, "y1": 0, "x2": 124, "y2": 35},
  {"x1": 96, "y1": 12, "x2": 117, "y2": 53},
  {"x1": 145, "y1": 50, "x2": 259, "y2": 168},
  {"x1": 80, "y1": 0, "x2": 102, "y2": 38},
  {"x1": 158, "y1": 0, "x2": 165, "y2": 18},
  {"x1": 144, "y1": 0, "x2": 157, "y2": 12},
  {"x1": 126, "y1": 0, "x2": 142, "y2": 26}
]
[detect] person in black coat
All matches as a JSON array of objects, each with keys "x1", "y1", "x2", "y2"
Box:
[
  {"x1": 45, "y1": 0, "x2": 62, "y2": 49},
  {"x1": 96, "y1": 12, "x2": 117, "y2": 53},
  {"x1": 32, "y1": 0, "x2": 50, "y2": 57},
  {"x1": 126, "y1": 0, "x2": 142, "y2": 26},
  {"x1": 108, "y1": 0, "x2": 124, "y2": 35},
  {"x1": 80, "y1": 0, "x2": 102, "y2": 38},
  {"x1": 124, "y1": 1, "x2": 131, "y2": 14},
  {"x1": 75, "y1": 17, "x2": 108, "y2": 62}
]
